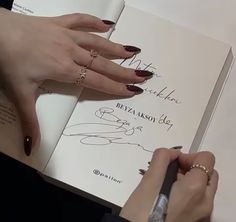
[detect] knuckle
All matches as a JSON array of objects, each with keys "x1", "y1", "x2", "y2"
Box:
[
  {"x1": 69, "y1": 13, "x2": 82, "y2": 21},
  {"x1": 152, "y1": 148, "x2": 169, "y2": 161},
  {"x1": 59, "y1": 59, "x2": 75, "y2": 74},
  {"x1": 61, "y1": 42, "x2": 75, "y2": 55},
  {"x1": 200, "y1": 151, "x2": 215, "y2": 161}
]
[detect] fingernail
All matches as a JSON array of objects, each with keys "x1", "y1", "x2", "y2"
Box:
[
  {"x1": 126, "y1": 85, "x2": 143, "y2": 94},
  {"x1": 102, "y1": 20, "x2": 115, "y2": 25},
  {"x1": 24, "y1": 136, "x2": 32, "y2": 156},
  {"x1": 171, "y1": 146, "x2": 183, "y2": 149},
  {"x1": 139, "y1": 169, "x2": 146, "y2": 175},
  {"x1": 135, "y1": 70, "x2": 153, "y2": 77},
  {"x1": 123, "y1": 45, "x2": 141, "y2": 54}
]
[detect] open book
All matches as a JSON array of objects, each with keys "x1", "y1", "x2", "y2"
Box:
[{"x1": 0, "y1": 0, "x2": 233, "y2": 207}]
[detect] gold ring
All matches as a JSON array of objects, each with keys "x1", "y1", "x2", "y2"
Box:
[
  {"x1": 75, "y1": 66, "x2": 87, "y2": 86},
  {"x1": 86, "y1": 49, "x2": 98, "y2": 69},
  {"x1": 190, "y1": 164, "x2": 211, "y2": 182}
]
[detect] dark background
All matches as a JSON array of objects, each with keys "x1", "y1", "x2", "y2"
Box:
[{"x1": 0, "y1": 153, "x2": 111, "y2": 222}]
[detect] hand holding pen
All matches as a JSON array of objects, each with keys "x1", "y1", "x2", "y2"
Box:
[{"x1": 119, "y1": 148, "x2": 218, "y2": 222}]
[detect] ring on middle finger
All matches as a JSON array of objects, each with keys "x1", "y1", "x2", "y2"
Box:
[{"x1": 86, "y1": 49, "x2": 98, "y2": 69}]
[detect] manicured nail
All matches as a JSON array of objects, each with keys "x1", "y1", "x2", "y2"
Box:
[
  {"x1": 126, "y1": 85, "x2": 143, "y2": 94},
  {"x1": 102, "y1": 20, "x2": 115, "y2": 25},
  {"x1": 24, "y1": 136, "x2": 32, "y2": 156},
  {"x1": 135, "y1": 70, "x2": 153, "y2": 77},
  {"x1": 171, "y1": 146, "x2": 183, "y2": 149},
  {"x1": 123, "y1": 45, "x2": 141, "y2": 53},
  {"x1": 139, "y1": 169, "x2": 146, "y2": 175}
]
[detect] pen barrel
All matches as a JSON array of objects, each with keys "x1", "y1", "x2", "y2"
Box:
[
  {"x1": 160, "y1": 159, "x2": 179, "y2": 198},
  {"x1": 148, "y1": 194, "x2": 168, "y2": 222}
]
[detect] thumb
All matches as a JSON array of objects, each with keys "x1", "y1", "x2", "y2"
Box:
[{"x1": 15, "y1": 91, "x2": 40, "y2": 156}]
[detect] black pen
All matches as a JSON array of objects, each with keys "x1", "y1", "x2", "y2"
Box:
[{"x1": 148, "y1": 159, "x2": 179, "y2": 222}]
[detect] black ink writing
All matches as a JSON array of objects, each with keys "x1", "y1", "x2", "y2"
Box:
[
  {"x1": 120, "y1": 54, "x2": 161, "y2": 79},
  {"x1": 158, "y1": 114, "x2": 173, "y2": 131},
  {"x1": 63, "y1": 107, "x2": 153, "y2": 152},
  {"x1": 143, "y1": 86, "x2": 181, "y2": 104}
]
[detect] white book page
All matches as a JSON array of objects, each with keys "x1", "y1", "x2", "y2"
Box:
[{"x1": 44, "y1": 6, "x2": 231, "y2": 206}]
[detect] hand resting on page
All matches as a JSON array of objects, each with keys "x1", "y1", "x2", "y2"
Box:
[{"x1": 0, "y1": 8, "x2": 153, "y2": 155}]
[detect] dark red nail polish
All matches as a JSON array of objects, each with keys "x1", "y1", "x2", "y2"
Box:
[
  {"x1": 135, "y1": 70, "x2": 153, "y2": 77},
  {"x1": 126, "y1": 85, "x2": 143, "y2": 94},
  {"x1": 24, "y1": 136, "x2": 32, "y2": 156},
  {"x1": 123, "y1": 45, "x2": 141, "y2": 53},
  {"x1": 139, "y1": 169, "x2": 146, "y2": 175},
  {"x1": 102, "y1": 20, "x2": 115, "y2": 25},
  {"x1": 171, "y1": 146, "x2": 183, "y2": 149}
]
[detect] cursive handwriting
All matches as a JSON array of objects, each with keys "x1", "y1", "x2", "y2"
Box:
[
  {"x1": 143, "y1": 86, "x2": 181, "y2": 104},
  {"x1": 120, "y1": 54, "x2": 161, "y2": 78},
  {"x1": 63, "y1": 107, "x2": 153, "y2": 152},
  {"x1": 158, "y1": 114, "x2": 173, "y2": 131}
]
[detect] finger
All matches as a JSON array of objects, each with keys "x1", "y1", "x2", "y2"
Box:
[
  {"x1": 45, "y1": 60, "x2": 144, "y2": 96},
  {"x1": 84, "y1": 68, "x2": 146, "y2": 96},
  {"x1": 79, "y1": 66, "x2": 145, "y2": 96},
  {"x1": 14, "y1": 86, "x2": 40, "y2": 156},
  {"x1": 142, "y1": 148, "x2": 181, "y2": 190},
  {"x1": 120, "y1": 148, "x2": 181, "y2": 222},
  {"x1": 179, "y1": 151, "x2": 215, "y2": 173},
  {"x1": 72, "y1": 46, "x2": 152, "y2": 83},
  {"x1": 206, "y1": 170, "x2": 219, "y2": 200},
  {"x1": 179, "y1": 151, "x2": 215, "y2": 185},
  {"x1": 197, "y1": 171, "x2": 219, "y2": 220},
  {"x1": 51, "y1": 13, "x2": 112, "y2": 32},
  {"x1": 69, "y1": 31, "x2": 139, "y2": 59}
]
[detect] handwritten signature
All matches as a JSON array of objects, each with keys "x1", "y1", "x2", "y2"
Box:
[{"x1": 63, "y1": 107, "x2": 153, "y2": 152}]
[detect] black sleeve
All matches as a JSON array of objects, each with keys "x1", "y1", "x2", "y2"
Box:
[
  {"x1": 0, "y1": 0, "x2": 13, "y2": 10},
  {"x1": 100, "y1": 214, "x2": 130, "y2": 222}
]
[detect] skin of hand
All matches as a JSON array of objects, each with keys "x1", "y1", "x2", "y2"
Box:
[
  {"x1": 120, "y1": 148, "x2": 218, "y2": 222},
  {"x1": 0, "y1": 8, "x2": 152, "y2": 155}
]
